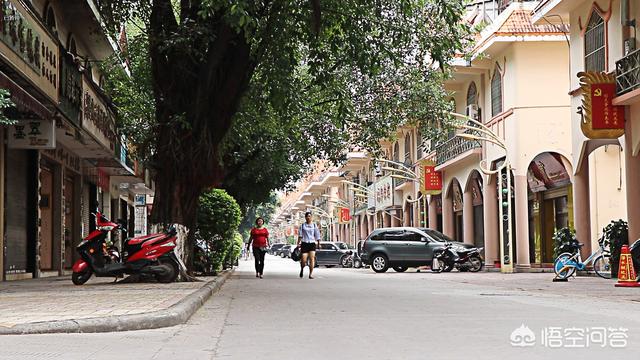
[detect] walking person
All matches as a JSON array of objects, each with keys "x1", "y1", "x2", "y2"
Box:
[
  {"x1": 249, "y1": 217, "x2": 270, "y2": 278},
  {"x1": 297, "y1": 212, "x2": 321, "y2": 279}
]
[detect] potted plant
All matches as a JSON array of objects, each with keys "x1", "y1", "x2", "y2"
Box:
[
  {"x1": 553, "y1": 227, "x2": 578, "y2": 260},
  {"x1": 603, "y1": 219, "x2": 628, "y2": 278}
]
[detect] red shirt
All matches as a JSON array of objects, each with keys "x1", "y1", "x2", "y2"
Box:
[{"x1": 250, "y1": 227, "x2": 269, "y2": 248}]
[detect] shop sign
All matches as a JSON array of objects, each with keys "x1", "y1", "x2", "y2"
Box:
[
  {"x1": 7, "y1": 119, "x2": 55, "y2": 148},
  {"x1": 578, "y1": 71, "x2": 625, "y2": 139},
  {"x1": 82, "y1": 78, "x2": 116, "y2": 152},
  {"x1": 134, "y1": 194, "x2": 146, "y2": 206},
  {"x1": 420, "y1": 160, "x2": 442, "y2": 195},
  {"x1": 367, "y1": 183, "x2": 376, "y2": 209},
  {"x1": 374, "y1": 175, "x2": 396, "y2": 211},
  {"x1": 337, "y1": 207, "x2": 351, "y2": 224},
  {"x1": 0, "y1": 0, "x2": 59, "y2": 102},
  {"x1": 134, "y1": 205, "x2": 147, "y2": 236},
  {"x1": 43, "y1": 144, "x2": 81, "y2": 172}
]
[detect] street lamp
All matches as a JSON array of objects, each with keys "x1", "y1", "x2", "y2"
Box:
[{"x1": 451, "y1": 112, "x2": 513, "y2": 273}]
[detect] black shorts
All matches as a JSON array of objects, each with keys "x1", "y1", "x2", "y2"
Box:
[{"x1": 300, "y1": 242, "x2": 316, "y2": 253}]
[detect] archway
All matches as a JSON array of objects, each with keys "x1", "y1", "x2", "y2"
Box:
[
  {"x1": 465, "y1": 171, "x2": 485, "y2": 250},
  {"x1": 447, "y1": 179, "x2": 464, "y2": 241},
  {"x1": 527, "y1": 152, "x2": 572, "y2": 265}
]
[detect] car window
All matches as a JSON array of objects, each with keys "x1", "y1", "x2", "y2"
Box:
[
  {"x1": 424, "y1": 229, "x2": 453, "y2": 242},
  {"x1": 370, "y1": 231, "x2": 386, "y2": 240},
  {"x1": 336, "y1": 242, "x2": 348, "y2": 250},
  {"x1": 404, "y1": 231, "x2": 424, "y2": 242},
  {"x1": 384, "y1": 231, "x2": 405, "y2": 241},
  {"x1": 320, "y1": 243, "x2": 333, "y2": 250}
]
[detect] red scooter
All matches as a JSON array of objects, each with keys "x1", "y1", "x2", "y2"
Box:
[{"x1": 71, "y1": 212, "x2": 182, "y2": 285}]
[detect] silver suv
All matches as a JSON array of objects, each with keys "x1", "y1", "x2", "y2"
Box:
[{"x1": 360, "y1": 227, "x2": 475, "y2": 273}]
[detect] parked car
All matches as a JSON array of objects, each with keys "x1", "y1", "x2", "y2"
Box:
[
  {"x1": 269, "y1": 243, "x2": 287, "y2": 255},
  {"x1": 360, "y1": 227, "x2": 475, "y2": 273},
  {"x1": 316, "y1": 242, "x2": 352, "y2": 267},
  {"x1": 280, "y1": 244, "x2": 295, "y2": 258}
]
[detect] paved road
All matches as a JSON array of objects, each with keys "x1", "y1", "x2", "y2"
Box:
[{"x1": 1, "y1": 255, "x2": 639, "y2": 360}]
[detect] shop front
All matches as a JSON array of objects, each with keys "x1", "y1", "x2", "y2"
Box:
[{"x1": 527, "y1": 152, "x2": 573, "y2": 266}]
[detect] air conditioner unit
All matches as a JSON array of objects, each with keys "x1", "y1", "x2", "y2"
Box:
[{"x1": 466, "y1": 104, "x2": 479, "y2": 121}]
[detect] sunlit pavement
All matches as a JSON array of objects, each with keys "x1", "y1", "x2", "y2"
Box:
[{"x1": 1, "y1": 255, "x2": 639, "y2": 360}]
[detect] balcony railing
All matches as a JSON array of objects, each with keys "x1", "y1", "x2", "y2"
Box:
[
  {"x1": 616, "y1": 48, "x2": 640, "y2": 96},
  {"x1": 435, "y1": 132, "x2": 482, "y2": 166},
  {"x1": 60, "y1": 52, "x2": 82, "y2": 124}
]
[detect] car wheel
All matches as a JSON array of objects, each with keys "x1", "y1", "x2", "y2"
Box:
[
  {"x1": 281, "y1": 253, "x2": 286, "y2": 258},
  {"x1": 340, "y1": 255, "x2": 352, "y2": 268},
  {"x1": 393, "y1": 266, "x2": 408, "y2": 273},
  {"x1": 371, "y1": 254, "x2": 389, "y2": 273}
]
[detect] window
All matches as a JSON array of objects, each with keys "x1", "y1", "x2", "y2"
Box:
[
  {"x1": 466, "y1": 82, "x2": 478, "y2": 107},
  {"x1": 393, "y1": 142, "x2": 399, "y2": 162},
  {"x1": 45, "y1": 4, "x2": 56, "y2": 33},
  {"x1": 584, "y1": 11, "x2": 605, "y2": 72},
  {"x1": 491, "y1": 66, "x2": 503, "y2": 117},
  {"x1": 404, "y1": 133, "x2": 412, "y2": 165},
  {"x1": 371, "y1": 231, "x2": 386, "y2": 240},
  {"x1": 404, "y1": 231, "x2": 424, "y2": 242},
  {"x1": 384, "y1": 230, "x2": 405, "y2": 241}
]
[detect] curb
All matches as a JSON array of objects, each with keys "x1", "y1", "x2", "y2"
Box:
[{"x1": 0, "y1": 270, "x2": 233, "y2": 335}]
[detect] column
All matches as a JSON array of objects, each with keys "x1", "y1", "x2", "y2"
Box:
[
  {"x1": 514, "y1": 175, "x2": 531, "y2": 269},
  {"x1": 482, "y1": 175, "x2": 499, "y2": 267},
  {"x1": 442, "y1": 194, "x2": 454, "y2": 238},
  {"x1": 625, "y1": 119, "x2": 640, "y2": 244},
  {"x1": 0, "y1": 127, "x2": 4, "y2": 281},
  {"x1": 428, "y1": 196, "x2": 438, "y2": 229},
  {"x1": 463, "y1": 190, "x2": 474, "y2": 245},
  {"x1": 573, "y1": 160, "x2": 592, "y2": 259}
]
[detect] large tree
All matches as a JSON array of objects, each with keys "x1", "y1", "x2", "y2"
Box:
[{"x1": 100, "y1": 0, "x2": 469, "y2": 266}]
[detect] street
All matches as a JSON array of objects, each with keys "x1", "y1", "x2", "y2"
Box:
[{"x1": 1, "y1": 255, "x2": 639, "y2": 359}]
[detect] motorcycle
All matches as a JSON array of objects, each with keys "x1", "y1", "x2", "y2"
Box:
[
  {"x1": 71, "y1": 211, "x2": 182, "y2": 285},
  {"x1": 341, "y1": 250, "x2": 364, "y2": 269},
  {"x1": 432, "y1": 242, "x2": 484, "y2": 273}
]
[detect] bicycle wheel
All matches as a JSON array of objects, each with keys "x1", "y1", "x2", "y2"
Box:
[
  {"x1": 553, "y1": 252, "x2": 577, "y2": 279},
  {"x1": 593, "y1": 255, "x2": 612, "y2": 279}
]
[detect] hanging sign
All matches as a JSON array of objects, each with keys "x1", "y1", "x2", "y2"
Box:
[
  {"x1": 578, "y1": 71, "x2": 625, "y2": 139},
  {"x1": 337, "y1": 207, "x2": 351, "y2": 224},
  {"x1": 7, "y1": 119, "x2": 55, "y2": 149},
  {"x1": 420, "y1": 160, "x2": 442, "y2": 195}
]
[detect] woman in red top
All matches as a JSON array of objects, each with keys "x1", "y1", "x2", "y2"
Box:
[{"x1": 249, "y1": 217, "x2": 270, "y2": 278}]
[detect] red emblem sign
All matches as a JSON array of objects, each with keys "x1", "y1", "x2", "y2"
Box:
[
  {"x1": 338, "y1": 207, "x2": 351, "y2": 224},
  {"x1": 591, "y1": 83, "x2": 624, "y2": 130},
  {"x1": 421, "y1": 163, "x2": 442, "y2": 195}
]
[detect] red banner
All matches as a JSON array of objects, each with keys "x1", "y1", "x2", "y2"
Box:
[
  {"x1": 421, "y1": 162, "x2": 442, "y2": 195},
  {"x1": 591, "y1": 83, "x2": 624, "y2": 130},
  {"x1": 97, "y1": 168, "x2": 109, "y2": 190}
]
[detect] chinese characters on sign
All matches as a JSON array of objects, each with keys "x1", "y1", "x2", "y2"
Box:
[
  {"x1": 7, "y1": 119, "x2": 55, "y2": 149},
  {"x1": 591, "y1": 83, "x2": 624, "y2": 130},
  {"x1": 420, "y1": 160, "x2": 442, "y2": 195}
]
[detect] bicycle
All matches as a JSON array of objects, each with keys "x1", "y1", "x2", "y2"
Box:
[{"x1": 553, "y1": 237, "x2": 611, "y2": 280}]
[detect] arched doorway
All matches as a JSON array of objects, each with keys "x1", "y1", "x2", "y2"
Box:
[
  {"x1": 450, "y1": 179, "x2": 464, "y2": 241},
  {"x1": 527, "y1": 152, "x2": 573, "y2": 265},
  {"x1": 467, "y1": 171, "x2": 484, "y2": 250}
]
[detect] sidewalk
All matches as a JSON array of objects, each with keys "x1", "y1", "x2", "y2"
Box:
[{"x1": 0, "y1": 271, "x2": 232, "y2": 335}]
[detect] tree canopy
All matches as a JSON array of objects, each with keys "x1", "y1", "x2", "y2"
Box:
[{"x1": 99, "y1": 0, "x2": 469, "y2": 267}]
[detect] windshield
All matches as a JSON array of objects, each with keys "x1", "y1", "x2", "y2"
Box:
[{"x1": 420, "y1": 228, "x2": 454, "y2": 243}]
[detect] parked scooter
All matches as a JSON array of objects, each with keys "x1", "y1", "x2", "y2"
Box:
[
  {"x1": 432, "y1": 242, "x2": 484, "y2": 273},
  {"x1": 71, "y1": 212, "x2": 182, "y2": 285}
]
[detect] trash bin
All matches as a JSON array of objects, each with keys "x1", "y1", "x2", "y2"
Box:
[{"x1": 629, "y1": 239, "x2": 640, "y2": 273}]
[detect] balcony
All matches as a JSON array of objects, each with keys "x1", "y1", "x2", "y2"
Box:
[
  {"x1": 616, "y1": 48, "x2": 640, "y2": 96},
  {"x1": 435, "y1": 132, "x2": 482, "y2": 166}
]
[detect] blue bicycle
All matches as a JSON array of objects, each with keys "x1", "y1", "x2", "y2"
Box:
[{"x1": 553, "y1": 237, "x2": 611, "y2": 279}]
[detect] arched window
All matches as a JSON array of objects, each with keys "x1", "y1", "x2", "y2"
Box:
[
  {"x1": 393, "y1": 142, "x2": 399, "y2": 162},
  {"x1": 404, "y1": 133, "x2": 412, "y2": 165},
  {"x1": 491, "y1": 65, "x2": 503, "y2": 116},
  {"x1": 584, "y1": 11, "x2": 605, "y2": 72},
  {"x1": 466, "y1": 82, "x2": 478, "y2": 107},
  {"x1": 45, "y1": 4, "x2": 56, "y2": 33}
]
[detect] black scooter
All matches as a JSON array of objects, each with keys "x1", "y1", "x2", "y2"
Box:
[{"x1": 432, "y1": 242, "x2": 484, "y2": 273}]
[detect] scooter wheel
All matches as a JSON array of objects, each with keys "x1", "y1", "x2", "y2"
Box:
[
  {"x1": 155, "y1": 263, "x2": 178, "y2": 283},
  {"x1": 72, "y1": 270, "x2": 92, "y2": 285}
]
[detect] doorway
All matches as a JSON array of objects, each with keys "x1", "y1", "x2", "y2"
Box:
[{"x1": 39, "y1": 165, "x2": 54, "y2": 270}]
